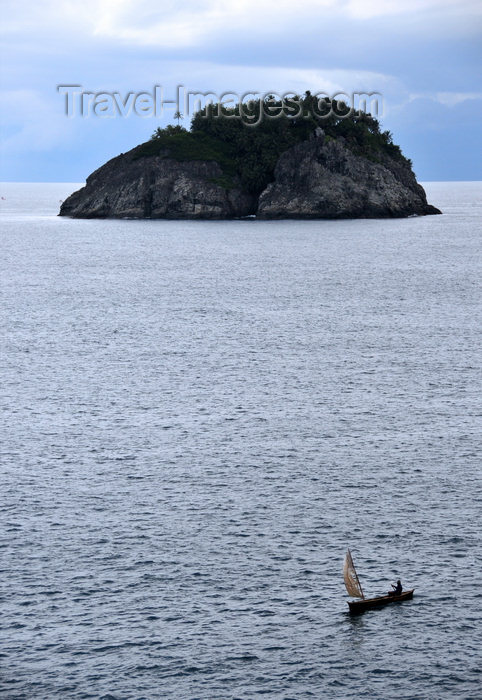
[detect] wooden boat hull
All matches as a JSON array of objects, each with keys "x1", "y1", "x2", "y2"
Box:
[{"x1": 348, "y1": 589, "x2": 414, "y2": 613}]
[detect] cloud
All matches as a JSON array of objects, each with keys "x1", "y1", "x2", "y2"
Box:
[
  {"x1": 1, "y1": 0, "x2": 481, "y2": 180},
  {"x1": 383, "y1": 94, "x2": 482, "y2": 179},
  {"x1": 434, "y1": 91, "x2": 482, "y2": 107},
  {"x1": 346, "y1": 0, "x2": 482, "y2": 21},
  {"x1": 89, "y1": 0, "x2": 343, "y2": 47},
  {"x1": 0, "y1": 90, "x2": 76, "y2": 153},
  {"x1": 2, "y1": 0, "x2": 481, "y2": 47}
]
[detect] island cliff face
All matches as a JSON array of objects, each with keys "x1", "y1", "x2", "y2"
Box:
[
  {"x1": 60, "y1": 136, "x2": 440, "y2": 220},
  {"x1": 257, "y1": 138, "x2": 440, "y2": 218},
  {"x1": 60, "y1": 146, "x2": 255, "y2": 219}
]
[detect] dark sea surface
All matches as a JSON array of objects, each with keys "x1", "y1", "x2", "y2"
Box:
[{"x1": 1, "y1": 181, "x2": 481, "y2": 699}]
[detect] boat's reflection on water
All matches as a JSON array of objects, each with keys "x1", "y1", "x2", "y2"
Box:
[
  {"x1": 345, "y1": 608, "x2": 367, "y2": 624},
  {"x1": 336, "y1": 608, "x2": 368, "y2": 662}
]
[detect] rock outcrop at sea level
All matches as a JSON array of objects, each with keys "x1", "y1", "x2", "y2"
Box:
[{"x1": 60, "y1": 133, "x2": 441, "y2": 220}]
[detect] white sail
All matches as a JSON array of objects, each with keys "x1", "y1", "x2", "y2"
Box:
[{"x1": 343, "y1": 550, "x2": 364, "y2": 599}]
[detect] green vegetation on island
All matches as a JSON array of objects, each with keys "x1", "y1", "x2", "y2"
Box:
[{"x1": 135, "y1": 93, "x2": 411, "y2": 195}]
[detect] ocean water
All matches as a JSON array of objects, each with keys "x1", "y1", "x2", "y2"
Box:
[{"x1": 1, "y1": 181, "x2": 481, "y2": 699}]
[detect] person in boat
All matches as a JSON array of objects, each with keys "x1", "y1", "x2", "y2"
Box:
[{"x1": 389, "y1": 580, "x2": 403, "y2": 596}]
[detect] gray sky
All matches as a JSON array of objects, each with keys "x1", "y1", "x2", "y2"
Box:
[{"x1": 1, "y1": 0, "x2": 481, "y2": 180}]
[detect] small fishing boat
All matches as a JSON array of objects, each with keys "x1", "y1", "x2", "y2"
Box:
[{"x1": 344, "y1": 549, "x2": 414, "y2": 613}]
